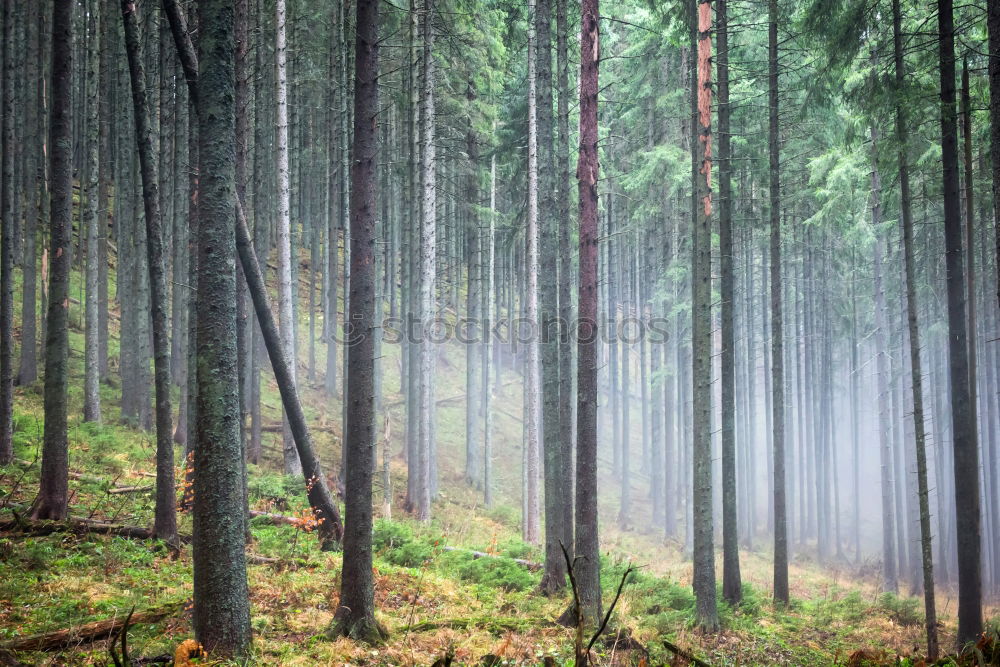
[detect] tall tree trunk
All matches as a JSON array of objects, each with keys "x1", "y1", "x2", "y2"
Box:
[
  {"x1": 33, "y1": 0, "x2": 73, "y2": 521},
  {"x1": 537, "y1": 0, "x2": 565, "y2": 592},
  {"x1": 990, "y1": 0, "x2": 1000, "y2": 313},
  {"x1": 404, "y1": 0, "x2": 419, "y2": 512},
  {"x1": 937, "y1": 0, "x2": 983, "y2": 645},
  {"x1": 522, "y1": 0, "x2": 541, "y2": 545},
  {"x1": 465, "y1": 129, "x2": 481, "y2": 489},
  {"x1": 275, "y1": 0, "x2": 301, "y2": 476},
  {"x1": 872, "y1": 155, "x2": 898, "y2": 594},
  {"x1": 717, "y1": 0, "x2": 740, "y2": 606},
  {"x1": 483, "y1": 146, "x2": 496, "y2": 508},
  {"x1": 83, "y1": 0, "x2": 101, "y2": 424},
  {"x1": 417, "y1": 0, "x2": 437, "y2": 522},
  {"x1": 0, "y1": 0, "x2": 14, "y2": 465},
  {"x1": 328, "y1": 0, "x2": 387, "y2": 642},
  {"x1": 555, "y1": 0, "x2": 574, "y2": 557},
  {"x1": 191, "y1": 0, "x2": 252, "y2": 654},
  {"x1": 767, "y1": 0, "x2": 788, "y2": 604},
  {"x1": 15, "y1": 0, "x2": 47, "y2": 388},
  {"x1": 121, "y1": 0, "x2": 178, "y2": 545},
  {"x1": 691, "y1": 0, "x2": 718, "y2": 630},
  {"x1": 97, "y1": 5, "x2": 109, "y2": 385},
  {"x1": 163, "y1": 0, "x2": 344, "y2": 550},
  {"x1": 570, "y1": 0, "x2": 602, "y2": 631},
  {"x1": 892, "y1": 9, "x2": 938, "y2": 644},
  {"x1": 960, "y1": 65, "x2": 981, "y2": 559}
]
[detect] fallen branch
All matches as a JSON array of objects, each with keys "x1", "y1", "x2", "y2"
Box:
[
  {"x1": 0, "y1": 602, "x2": 184, "y2": 653},
  {"x1": 246, "y1": 553, "x2": 312, "y2": 568},
  {"x1": 259, "y1": 423, "x2": 337, "y2": 434},
  {"x1": 662, "y1": 639, "x2": 712, "y2": 667},
  {"x1": 107, "y1": 485, "x2": 154, "y2": 495},
  {"x1": 15, "y1": 459, "x2": 109, "y2": 485},
  {"x1": 0, "y1": 648, "x2": 26, "y2": 666},
  {"x1": 404, "y1": 616, "x2": 542, "y2": 635},
  {"x1": 248, "y1": 510, "x2": 300, "y2": 526},
  {"x1": 441, "y1": 546, "x2": 542, "y2": 571}
]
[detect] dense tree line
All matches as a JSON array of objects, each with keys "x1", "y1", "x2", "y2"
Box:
[{"x1": 0, "y1": 0, "x2": 997, "y2": 658}]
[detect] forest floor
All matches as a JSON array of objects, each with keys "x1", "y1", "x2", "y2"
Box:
[{"x1": 1, "y1": 262, "x2": 998, "y2": 666}]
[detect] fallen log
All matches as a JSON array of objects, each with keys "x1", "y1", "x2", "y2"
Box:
[
  {"x1": 0, "y1": 648, "x2": 25, "y2": 666},
  {"x1": 0, "y1": 602, "x2": 184, "y2": 653},
  {"x1": 0, "y1": 515, "x2": 191, "y2": 543},
  {"x1": 246, "y1": 553, "x2": 312, "y2": 568},
  {"x1": 249, "y1": 510, "x2": 300, "y2": 526},
  {"x1": 405, "y1": 616, "x2": 543, "y2": 635},
  {"x1": 662, "y1": 639, "x2": 712, "y2": 667},
  {"x1": 441, "y1": 546, "x2": 542, "y2": 571},
  {"x1": 107, "y1": 485, "x2": 154, "y2": 495},
  {"x1": 259, "y1": 423, "x2": 338, "y2": 434},
  {"x1": 15, "y1": 460, "x2": 109, "y2": 485},
  {"x1": 0, "y1": 517, "x2": 155, "y2": 540}
]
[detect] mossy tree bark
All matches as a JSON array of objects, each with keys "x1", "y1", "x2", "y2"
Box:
[
  {"x1": 191, "y1": 0, "x2": 252, "y2": 655},
  {"x1": 83, "y1": 0, "x2": 101, "y2": 425},
  {"x1": 33, "y1": 0, "x2": 73, "y2": 521},
  {"x1": 0, "y1": 0, "x2": 16, "y2": 466}
]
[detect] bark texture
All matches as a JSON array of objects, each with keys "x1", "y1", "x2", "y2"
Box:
[
  {"x1": 328, "y1": 0, "x2": 387, "y2": 643},
  {"x1": 937, "y1": 0, "x2": 982, "y2": 644},
  {"x1": 768, "y1": 0, "x2": 788, "y2": 604},
  {"x1": 192, "y1": 0, "x2": 253, "y2": 655},
  {"x1": 572, "y1": 0, "x2": 602, "y2": 629},
  {"x1": 121, "y1": 0, "x2": 177, "y2": 546},
  {"x1": 33, "y1": 0, "x2": 73, "y2": 521}
]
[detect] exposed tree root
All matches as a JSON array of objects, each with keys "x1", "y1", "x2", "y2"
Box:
[{"x1": 326, "y1": 610, "x2": 388, "y2": 645}]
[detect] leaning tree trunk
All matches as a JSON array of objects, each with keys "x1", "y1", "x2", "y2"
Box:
[
  {"x1": 162, "y1": 0, "x2": 344, "y2": 550},
  {"x1": 327, "y1": 0, "x2": 387, "y2": 643},
  {"x1": 936, "y1": 0, "x2": 983, "y2": 645},
  {"x1": 121, "y1": 0, "x2": 178, "y2": 546},
  {"x1": 33, "y1": 0, "x2": 73, "y2": 521},
  {"x1": 767, "y1": 0, "x2": 788, "y2": 605},
  {"x1": 892, "y1": 0, "x2": 938, "y2": 654}
]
